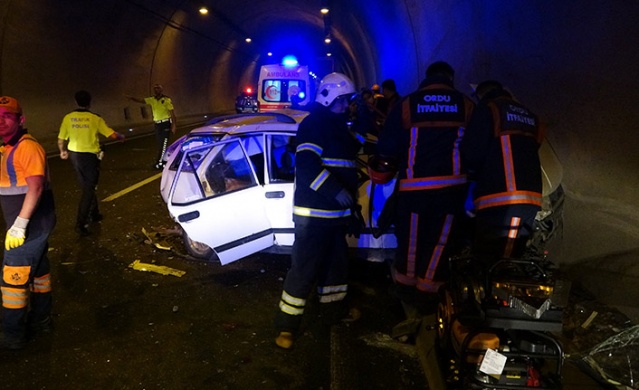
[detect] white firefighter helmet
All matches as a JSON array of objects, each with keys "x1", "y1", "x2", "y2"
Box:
[{"x1": 315, "y1": 72, "x2": 356, "y2": 107}]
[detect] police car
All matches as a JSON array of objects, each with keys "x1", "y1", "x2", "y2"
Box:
[
  {"x1": 160, "y1": 110, "x2": 563, "y2": 265},
  {"x1": 234, "y1": 90, "x2": 259, "y2": 113}
]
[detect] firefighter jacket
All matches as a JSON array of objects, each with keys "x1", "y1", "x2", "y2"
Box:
[
  {"x1": 377, "y1": 77, "x2": 475, "y2": 204},
  {"x1": 293, "y1": 102, "x2": 364, "y2": 226},
  {"x1": 461, "y1": 89, "x2": 543, "y2": 211}
]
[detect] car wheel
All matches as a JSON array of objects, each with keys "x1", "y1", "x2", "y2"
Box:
[{"x1": 182, "y1": 230, "x2": 217, "y2": 261}]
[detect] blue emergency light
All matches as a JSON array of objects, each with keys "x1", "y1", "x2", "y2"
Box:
[{"x1": 282, "y1": 55, "x2": 299, "y2": 68}]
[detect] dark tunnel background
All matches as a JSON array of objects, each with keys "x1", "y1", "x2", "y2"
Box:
[{"x1": 1, "y1": 0, "x2": 638, "y2": 271}]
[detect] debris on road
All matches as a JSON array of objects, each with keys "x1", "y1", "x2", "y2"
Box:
[
  {"x1": 142, "y1": 227, "x2": 173, "y2": 251},
  {"x1": 128, "y1": 259, "x2": 186, "y2": 277}
]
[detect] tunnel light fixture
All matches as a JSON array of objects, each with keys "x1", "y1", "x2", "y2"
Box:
[
  {"x1": 267, "y1": 52, "x2": 273, "y2": 56},
  {"x1": 324, "y1": 35, "x2": 331, "y2": 44},
  {"x1": 245, "y1": 37, "x2": 252, "y2": 43},
  {"x1": 320, "y1": 0, "x2": 329, "y2": 14},
  {"x1": 199, "y1": 7, "x2": 209, "y2": 15},
  {"x1": 326, "y1": 52, "x2": 332, "y2": 57}
]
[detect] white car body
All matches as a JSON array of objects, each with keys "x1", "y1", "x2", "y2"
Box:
[
  {"x1": 160, "y1": 110, "x2": 397, "y2": 264},
  {"x1": 160, "y1": 110, "x2": 563, "y2": 265}
]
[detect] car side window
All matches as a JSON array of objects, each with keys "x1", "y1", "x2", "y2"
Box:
[
  {"x1": 268, "y1": 134, "x2": 296, "y2": 183},
  {"x1": 170, "y1": 140, "x2": 257, "y2": 205},
  {"x1": 241, "y1": 135, "x2": 265, "y2": 185},
  {"x1": 169, "y1": 148, "x2": 211, "y2": 205},
  {"x1": 199, "y1": 141, "x2": 257, "y2": 197}
]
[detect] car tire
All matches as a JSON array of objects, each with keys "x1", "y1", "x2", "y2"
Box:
[{"x1": 182, "y1": 230, "x2": 217, "y2": 261}]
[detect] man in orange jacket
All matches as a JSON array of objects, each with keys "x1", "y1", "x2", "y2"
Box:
[{"x1": 0, "y1": 96, "x2": 57, "y2": 349}]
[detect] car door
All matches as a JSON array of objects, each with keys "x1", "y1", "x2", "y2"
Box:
[
  {"x1": 263, "y1": 133, "x2": 296, "y2": 247},
  {"x1": 167, "y1": 138, "x2": 273, "y2": 265}
]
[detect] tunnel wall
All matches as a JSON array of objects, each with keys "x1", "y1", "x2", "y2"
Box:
[
  {"x1": 0, "y1": 0, "x2": 251, "y2": 145},
  {"x1": 1, "y1": 0, "x2": 638, "y2": 264},
  {"x1": 339, "y1": 0, "x2": 639, "y2": 263}
]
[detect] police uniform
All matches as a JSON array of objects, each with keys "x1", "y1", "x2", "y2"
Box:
[
  {"x1": 462, "y1": 88, "x2": 543, "y2": 260},
  {"x1": 275, "y1": 102, "x2": 363, "y2": 335},
  {"x1": 145, "y1": 94, "x2": 174, "y2": 166},
  {"x1": 58, "y1": 108, "x2": 116, "y2": 230},
  {"x1": 377, "y1": 76, "x2": 474, "y2": 300},
  {"x1": 0, "y1": 130, "x2": 56, "y2": 344}
]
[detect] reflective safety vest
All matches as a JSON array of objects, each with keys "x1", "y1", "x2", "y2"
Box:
[
  {"x1": 474, "y1": 97, "x2": 543, "y2": 210},
  {"x1": 0, "y1": 134, "x2": 50, "y2": 196},
  {"x1": 144, "y1": 95, "x2": 174, "y2": 122}
]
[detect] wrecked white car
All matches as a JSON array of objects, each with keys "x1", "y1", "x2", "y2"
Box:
[{"x1": 160, "y1": 110, "x2": 397, "y2": 264}]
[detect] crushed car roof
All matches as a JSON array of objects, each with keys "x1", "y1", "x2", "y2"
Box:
[{"x1": 189, "y1": 110, "x2": 309, "y2": 138}]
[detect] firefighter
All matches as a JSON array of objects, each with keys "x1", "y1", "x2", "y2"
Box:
[
  {"x1": 375, "y1": 61, "x2": 475, "y2": 311},
  {"x1": 461, "y1": 80, "x2": 544, "y2": 261},
  {"x1": 274, "y1": 73, "x2": 363, "y2": 349},
  {"x1": 0, "y1": 96, "x2": 56, "y2": 349}
]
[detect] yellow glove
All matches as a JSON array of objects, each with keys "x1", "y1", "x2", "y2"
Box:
[{"x1": 5, "y1": 216, "x2": 28, "y2": 251}]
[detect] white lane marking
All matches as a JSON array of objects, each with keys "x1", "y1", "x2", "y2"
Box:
[{"x1": 101, "y1": 173, "x2": 162, "y2": 202}]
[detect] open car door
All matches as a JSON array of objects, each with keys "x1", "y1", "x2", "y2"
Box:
[{"x1": 167, "y1": 138, "x2": 273, "y2": 265}]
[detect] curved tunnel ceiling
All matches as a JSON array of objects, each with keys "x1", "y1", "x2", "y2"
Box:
[{"x1": 1, "y1": 0, "x2": 639, "y2": 266}]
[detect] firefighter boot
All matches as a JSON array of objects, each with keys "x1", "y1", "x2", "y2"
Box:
[
  {"x1": 0, "y1": 334, "x2": 26, "y2": 350},
  {"x1": 275, "y1": 332, "x2": 295, "y2": 349}
]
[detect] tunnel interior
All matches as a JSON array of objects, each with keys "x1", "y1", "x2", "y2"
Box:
[{"x1": 1, "y1": 0, "x2": 638, "y2": 266}]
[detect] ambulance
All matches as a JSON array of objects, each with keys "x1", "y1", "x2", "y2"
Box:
[{"x1": 257, "y1": 56, "x2": 311, "y2": 111}]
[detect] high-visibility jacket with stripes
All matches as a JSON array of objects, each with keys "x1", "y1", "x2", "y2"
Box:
[
  {"x1": 292, "y1": 103, "x2": 363, "y2": 225},
  {"x1": 0, "y1": 130, "x2": 56, "y2": 234},
  {"x1": 377, "y1": 79, "x2": 475, "y2": 194},
  {"x1": 0, "y1": 132, "x2": 51, "y2": 195},
  {"x1": 463, "y1": 91, "x2": 543, "y2": 210}
]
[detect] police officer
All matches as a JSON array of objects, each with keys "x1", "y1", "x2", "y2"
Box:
[
  {"x1": 274, "y1": 73, "x2": 364, "y2": 349},
  {"x1": 461, "y1": 80, "x2": 544, "y2": 260},
  {"x1": 375, "y1": 61, "x2": 475, "y2": 311},
  {"x1": 0, "y1": 96, "x2": 56, "y2": 349},
  {"x1": 58, "y1": 90, "x2": 125, "y2": 236},
  {"x1": 126, "y1": 84, "x2": 177, "y2": 169}
]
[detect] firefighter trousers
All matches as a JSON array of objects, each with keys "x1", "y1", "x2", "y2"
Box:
[
  {"x1": 472, "y1": 204, "x2": 538, "y2": 261},
  {"x1": 275, "y1": 221, "x2": 349, "y2": 334},
  {"x1": 392, "y1": 199, "x2": 462, "y2": 297}
]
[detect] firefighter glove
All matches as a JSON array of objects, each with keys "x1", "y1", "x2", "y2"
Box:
[
  {"x1": 348, "y1": 204, "x2": 365, "y2": 238},
  {"x1": 5, "y1": 216, "x2": 29, "y2": 251},
  {"x1": 335, "y1": 189, "x2": 354, "y2": 207}
]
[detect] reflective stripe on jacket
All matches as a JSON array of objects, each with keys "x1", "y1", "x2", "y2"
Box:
[
  {"x1": 0, "y1": 134, "x2": 50, "y2": 195},
  {"x1": 293, "y1": 103, "x2": 362, "y2": 225},
  {"x1": 463, "y1": 91, "x2": 543, "y2": 211}
]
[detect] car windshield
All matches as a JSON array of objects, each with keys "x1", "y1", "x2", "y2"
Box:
[{"x1": 168, "y1": 134, "x2": 224, "y2": 171}]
